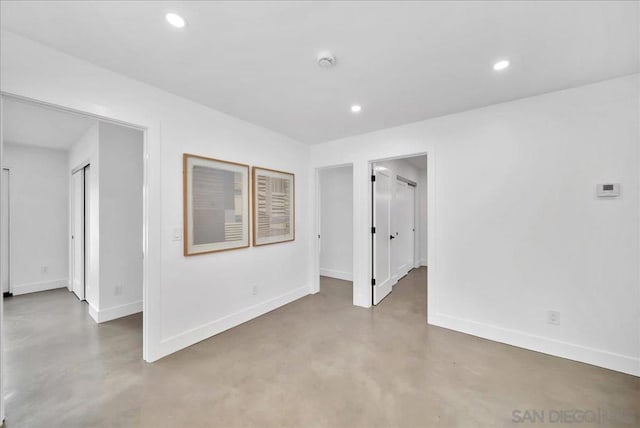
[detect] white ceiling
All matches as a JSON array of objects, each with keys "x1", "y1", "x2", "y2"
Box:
[
  {"x1": 2, "y1": 97, "x2": 96, "y2": 150},
  {"x1": 1, "y1": 1, "x2": 638, "y2": 144}
]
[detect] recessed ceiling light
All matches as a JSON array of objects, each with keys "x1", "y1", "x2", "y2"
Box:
[
  {"x1": 351, "y1": 105, "x2": 362, "y2": 113},
  {"x1": 166, "y1": 12, "x2": 186, "y2": 28},
  {"x1": 493, "y1": 60, "x2": 510, "y2": 71}
]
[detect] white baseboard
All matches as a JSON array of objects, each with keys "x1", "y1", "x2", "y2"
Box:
[
  {"x1": 420, "y1": 258, "x2": 428, "y2": 267},
  {"x1": 153, "y1": 285, "x2": 310, "y2": 362},
  {"x1": 12, "y1": 279, "x2": 68, "y2": 296},
  {"x1": 89, "y1": 300, "x2": 142, "y2": 323},
  {"x1": 430, "y1": 313, "x2": 639, "y2": 377},
  {"x1": 319, "y1": 268, "x2": 353, "y2": 282}
]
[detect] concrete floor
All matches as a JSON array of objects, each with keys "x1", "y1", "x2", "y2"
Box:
[{"x1": 3, "y1": 268, "x2": 639, "y2": 427}]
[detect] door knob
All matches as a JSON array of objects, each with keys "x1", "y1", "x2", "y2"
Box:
[{"x1": 390, "y1": 235, "x2": 395, "y2": 240}]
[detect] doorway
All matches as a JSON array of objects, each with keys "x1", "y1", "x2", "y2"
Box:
[
  {"x1": 371, "y1": 155, "x2": 427, "y2": 305},
  {"x1": 0, "y1": 93, "x2": 148, "y2": 424},
  {"x1": 317, "y1": 164, "x2": 354, "y2": 303}
]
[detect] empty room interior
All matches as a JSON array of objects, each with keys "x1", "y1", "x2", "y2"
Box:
[{"x1": 0, "y1": 1, "x2": 638, "y2": 427}]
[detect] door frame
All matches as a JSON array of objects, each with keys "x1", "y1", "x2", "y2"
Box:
[
  {"x1": 0, "y1": 91, "x2": 153, "y2": 364},
  {"x1": 367, "y1": 153, "x2": 431, "y2": 308}
]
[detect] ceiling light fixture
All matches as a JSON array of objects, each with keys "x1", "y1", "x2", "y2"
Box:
[
  {"x1": 166, "y1": 12, "x2": 186, "y2": 28},
  {"x1": 493, "y1": 60, "x2": 510, "y2": 71},
  {"x1": 351, "y1": 105, "x2": 362, "y2": 113}
]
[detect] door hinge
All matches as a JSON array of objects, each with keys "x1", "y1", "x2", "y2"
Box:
[
  {"x1": 371, "y1": 226, "x2": 376, "y2": 234},
  {"x1": 371, "y1": 278, "x2": 376, "y2": 286},
  {"x1": 371, "y1": 175, "x2": 376, "y2": 182}
]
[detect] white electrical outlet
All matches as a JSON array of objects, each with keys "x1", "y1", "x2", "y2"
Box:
[
  {"x1": 252, "y1": 285, "x2": 258, "y2": 296},
  {"x1": 547, "y1": 310, "x2": 560, "y2": 326}
]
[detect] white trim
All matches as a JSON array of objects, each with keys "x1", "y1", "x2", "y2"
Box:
[
  {"x1": 430, "y1": 312, "x2": 640, "y2": 377},
  {"x1": 12, "y1": 279, "x2": 68, "y2": 296},
  {"x1": 157, "y1": 285, "x2": 309, "y2": 359},
  {"x1": 89, "y1": 300, "x2": 142, "y2": 323},
  {"x1": 319, "y1": 268, "x2": 353, "y2": 282},
  {"x1": 420, "y1": 258, "x2": 428, "y2": 267},
  {"x1": 88, "y1": 303, "x2": 99, "y2": 323}
]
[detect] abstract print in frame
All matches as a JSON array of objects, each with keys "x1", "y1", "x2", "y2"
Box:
[
  {"x1": 183, "y1": 153, "x2": 249, "y2": 256},
  {"x1": 252, "y1": 167, "x2": 295, "y2": 246}
]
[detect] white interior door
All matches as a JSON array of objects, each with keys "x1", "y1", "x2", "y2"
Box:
[
  {"x1": 372, "y1": 167, "x2": 392, "y2": 305},
  {"x1": 394, "y1": 181, "x2": 415, "y2": 278},
  {"x1": 71, "y1": 168, "x2": 85, "y2": 300},
  {"x1": 1, "y1": 169, "x2": 9, "y2": 294}
]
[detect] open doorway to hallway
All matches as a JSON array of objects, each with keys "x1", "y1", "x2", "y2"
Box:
[
  {"x1": 317, "y1": 165, "x2": 354, "y2": 304},
  {"x1": 0, "y1": 95, "x2": 145, "y2": 424},
  {"x1": 370, "y1": 155, "x2": 427, "y2": 306}
]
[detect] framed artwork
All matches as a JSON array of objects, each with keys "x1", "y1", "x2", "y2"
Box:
[
  {"x1": 183, "y1": 153, "x2": 249, "y2": 256},
  {"x1": 252, "y1": 166, "x2": 295, "y2": 246}
]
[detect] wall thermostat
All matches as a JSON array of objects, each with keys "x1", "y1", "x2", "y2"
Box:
[{"x1": 596, "y1": 183, "x2": 620, "y2": 197}]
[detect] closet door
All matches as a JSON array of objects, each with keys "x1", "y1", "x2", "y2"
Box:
[
  {"x1": 1, "y1": 169, "x2": 9, "y2": 294},
  {"x1": 71, "y1": 169, "x2": 85, "y2": 300}
]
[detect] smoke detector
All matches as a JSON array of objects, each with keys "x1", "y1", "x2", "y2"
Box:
[{"x1": 317, "y1": 52, "x2": 336, "y2": 68}]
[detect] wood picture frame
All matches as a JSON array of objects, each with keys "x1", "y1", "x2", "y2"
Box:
[
  {"x1": 252, "y1": 166, "x2": 295, "y2": 246},
  {"x1": 183, "y1": 153, "x2": 250, "y2": 256}
]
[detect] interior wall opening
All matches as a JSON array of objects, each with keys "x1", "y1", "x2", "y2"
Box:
[
  {"x1": 317, "y1": 164, "x2": 354, "y2": 303},
  {"x1": 370, "y1": 154, "x2": 427, "y2": 307},
  {"x1": 0, "y1": 93, "x2": 146, "y2": 419}
]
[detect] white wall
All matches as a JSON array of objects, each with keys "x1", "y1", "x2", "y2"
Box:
[
  {"x1": 3, "y1": 143, "x2": 69, "y2": 295},
  {"x1": 319, "y1": 166, "x2": 353, "y2": 281},
  {"x1": 0, "y1": 30, "x2": 312, "y2": 361},
  {"x1": 68, "y1": 123, "x2": 99, "y2": 307},
  {"x1": 311, "y1": 74, "x2": 640, "y2": 376},
  {"x1": 97, "y1": 122, "x2": 143, "y2": 321}
]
